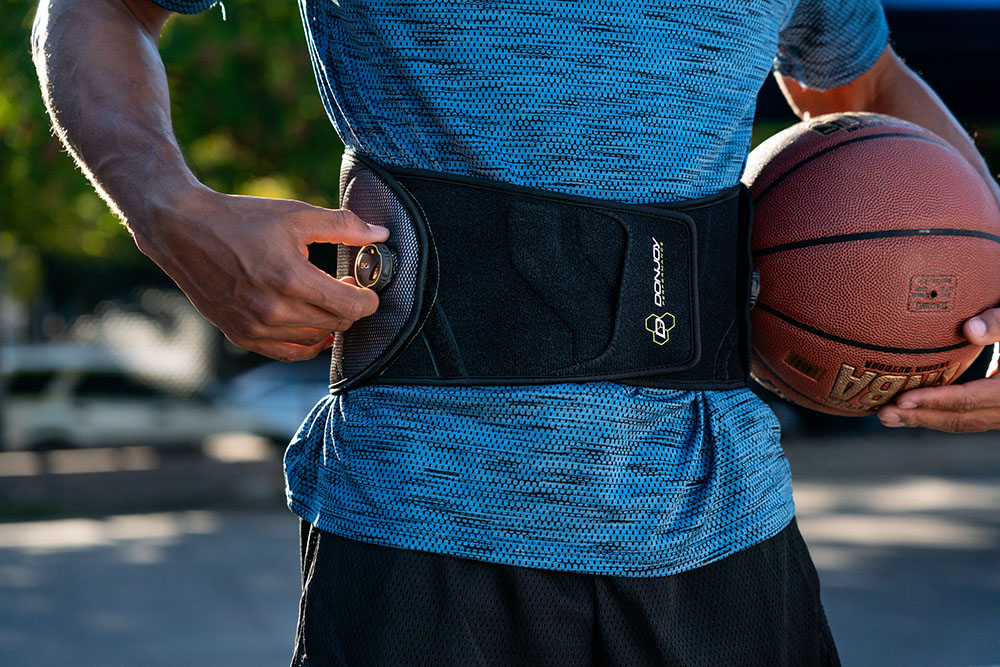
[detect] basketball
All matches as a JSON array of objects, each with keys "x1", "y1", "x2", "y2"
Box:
[{"x1": 743, "y1": 112, "x2": 1000, "y2": 416}]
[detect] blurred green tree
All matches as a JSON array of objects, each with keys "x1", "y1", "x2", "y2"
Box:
[{"x1": 1, "y1": 0, "x2": 343, "y2": 318}]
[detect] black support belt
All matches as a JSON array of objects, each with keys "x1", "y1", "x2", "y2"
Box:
[{"x1": 310, "y1": 151, "x2": 754, "y2": 393}]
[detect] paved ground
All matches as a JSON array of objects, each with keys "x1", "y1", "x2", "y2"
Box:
[
  {"x1": 788, "y1": 429, "x2": 1000, "y2": 667},
  {"x1": 0, "y1": 510, "x2": 299, "y2": 667},
  {"x1": 0, "y1": 428, "x2": 997, "y2": 666},
  {"x1": 788, "y1": 428, "x2": 1000, "y2": 667}
]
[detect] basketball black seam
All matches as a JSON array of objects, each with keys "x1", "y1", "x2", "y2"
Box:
[
  {"x1": 755, "y1": 302, "x2": 971, "y2": 355},
  {"x1": 752, "y1": 131, "x2": 956, "y2": 206},
  {"x1": 753, "y1": 228, "x2": 1000, "y2": 257}
]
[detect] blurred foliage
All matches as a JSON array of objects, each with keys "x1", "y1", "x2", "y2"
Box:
[
  {"x1": 3, "y1": 1, "x2": 1000, "y2": 316},
  {"x1": 1, "y1": 0, "x2": 343, "y2": 310}
]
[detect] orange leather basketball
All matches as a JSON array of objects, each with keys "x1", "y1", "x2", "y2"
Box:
[{"x1": 743, "y1": 112, "x2": 1000, "y2": 416}]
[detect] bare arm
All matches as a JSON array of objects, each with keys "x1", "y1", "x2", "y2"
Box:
[
  {"x1": 777, "y1": 45, "x2": 1000, "y2": 432},
  {"x1": 32, "y1": 0, "x2": 386, "y2": 362},
  {"x1": 778, "y1": 46, "x2": 1000, "y2": 205}
]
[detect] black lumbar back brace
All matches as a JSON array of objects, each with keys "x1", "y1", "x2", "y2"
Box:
[{"x1": 311, "y1": 150, "x2": 754, "y2": 393}]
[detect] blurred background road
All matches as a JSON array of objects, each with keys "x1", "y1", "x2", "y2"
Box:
[
  {"x1": 791, "y1": 430, "x2": 1000, "y2": 667},
  {"x1": 1, "y1": 427, "x2": 998, "y2": 667},
  {"x1": 0, "y1": 510, "x2": 299, "y2": 667}
]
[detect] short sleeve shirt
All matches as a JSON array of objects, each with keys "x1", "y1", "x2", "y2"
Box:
[{"x1": 154, "y1": 0, "x2": 888, "y2": 575}]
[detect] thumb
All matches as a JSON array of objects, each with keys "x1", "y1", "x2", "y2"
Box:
[
  {"x1": 297, "y1": 207, "x2": 390, "y2": 246},
  {"x1": 964, "y1": 308, "x2": 1000, "y2": 346}
]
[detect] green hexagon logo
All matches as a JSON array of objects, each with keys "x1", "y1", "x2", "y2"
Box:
[{"x1": 645, "y1": 312, "x2": 675, "y2": 346}]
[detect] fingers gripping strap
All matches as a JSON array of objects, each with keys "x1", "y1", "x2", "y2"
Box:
[{"x1": 325, "y1": 151, "x2": 751, "y2": 391}]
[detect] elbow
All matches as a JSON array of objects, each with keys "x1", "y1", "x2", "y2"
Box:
[{"x1": 778, "y1": 44, "x2": 908, "y2": 120}]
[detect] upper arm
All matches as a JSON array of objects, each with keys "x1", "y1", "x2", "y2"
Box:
[
  {"x1": 772, "y1": 0, "x2": 890, "y2": 117},
  {"x1": 777, "y1": 44, "x2": 900, "y2": 120},
  {"x1": 118, "y1": 0, "x2": 221, "y2": 38},
  {"x1": 32, "y1": 0, "x2": 173, "y2": 57},
  {"x1": 773, "y1": 9, "x2": 1000, "y2": 210},
  {"x1": 119, "y1": 0, "x2": 174, "y2": 38}
]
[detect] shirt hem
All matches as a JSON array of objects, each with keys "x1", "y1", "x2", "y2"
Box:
[{"x1": 286, "y1": 494, "x2": 796, "y2": 578}]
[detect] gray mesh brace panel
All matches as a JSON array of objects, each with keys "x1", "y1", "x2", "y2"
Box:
[{"x1": 329, "y1": 152, "x2": 431, "y2": 389}]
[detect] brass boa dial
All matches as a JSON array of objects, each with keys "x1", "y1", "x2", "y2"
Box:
[{"x1": 353, "y1": 243, "x2": 396, "y2": 292}]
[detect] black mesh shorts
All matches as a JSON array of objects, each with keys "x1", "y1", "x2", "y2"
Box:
[{"x1": 291, "y1": 519, "x2": 839, "y2": 667}]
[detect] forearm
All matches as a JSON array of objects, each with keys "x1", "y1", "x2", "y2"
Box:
[
  {"x1": 863, "y1": 59, "x2": 1000, "y2": 204},
  {"x1": 31, "y1": 0, "x2": 202, "y2": 250},
  {"x1": 778, "y1": 47, "x2": 1000, "y2": 205}
]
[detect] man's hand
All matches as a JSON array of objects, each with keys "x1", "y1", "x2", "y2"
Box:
[
  {"x1": 136, "y1": 186, "x2": 389, "y2": 361},
  {"x1": 878, "y1": 310, "x2": 1000, "y2": 432}
]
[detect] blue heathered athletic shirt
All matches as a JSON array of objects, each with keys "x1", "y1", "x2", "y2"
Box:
[{"x1": 157, "y1": 0, "x2": 888, "y2": 575}]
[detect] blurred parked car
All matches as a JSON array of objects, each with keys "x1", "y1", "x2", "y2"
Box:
[
  {"x1": 213, "y1": 356, "x2": 330, "y2": 443},
  {"x1": 1, "y1": 343, "x2": 281, "y2": 451}
]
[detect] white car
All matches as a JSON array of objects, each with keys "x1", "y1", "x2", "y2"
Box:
[
  {"x1": 1, "y1": 343, "x2": 280, "y2": 451},
  {"x1": 214, "y1": 357, "x2": 331, "y2": 443}
]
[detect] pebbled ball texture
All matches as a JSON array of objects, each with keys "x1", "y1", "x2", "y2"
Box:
[{"x1": 744, "y1": 112, "x2": 1000, "y2": 416}]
